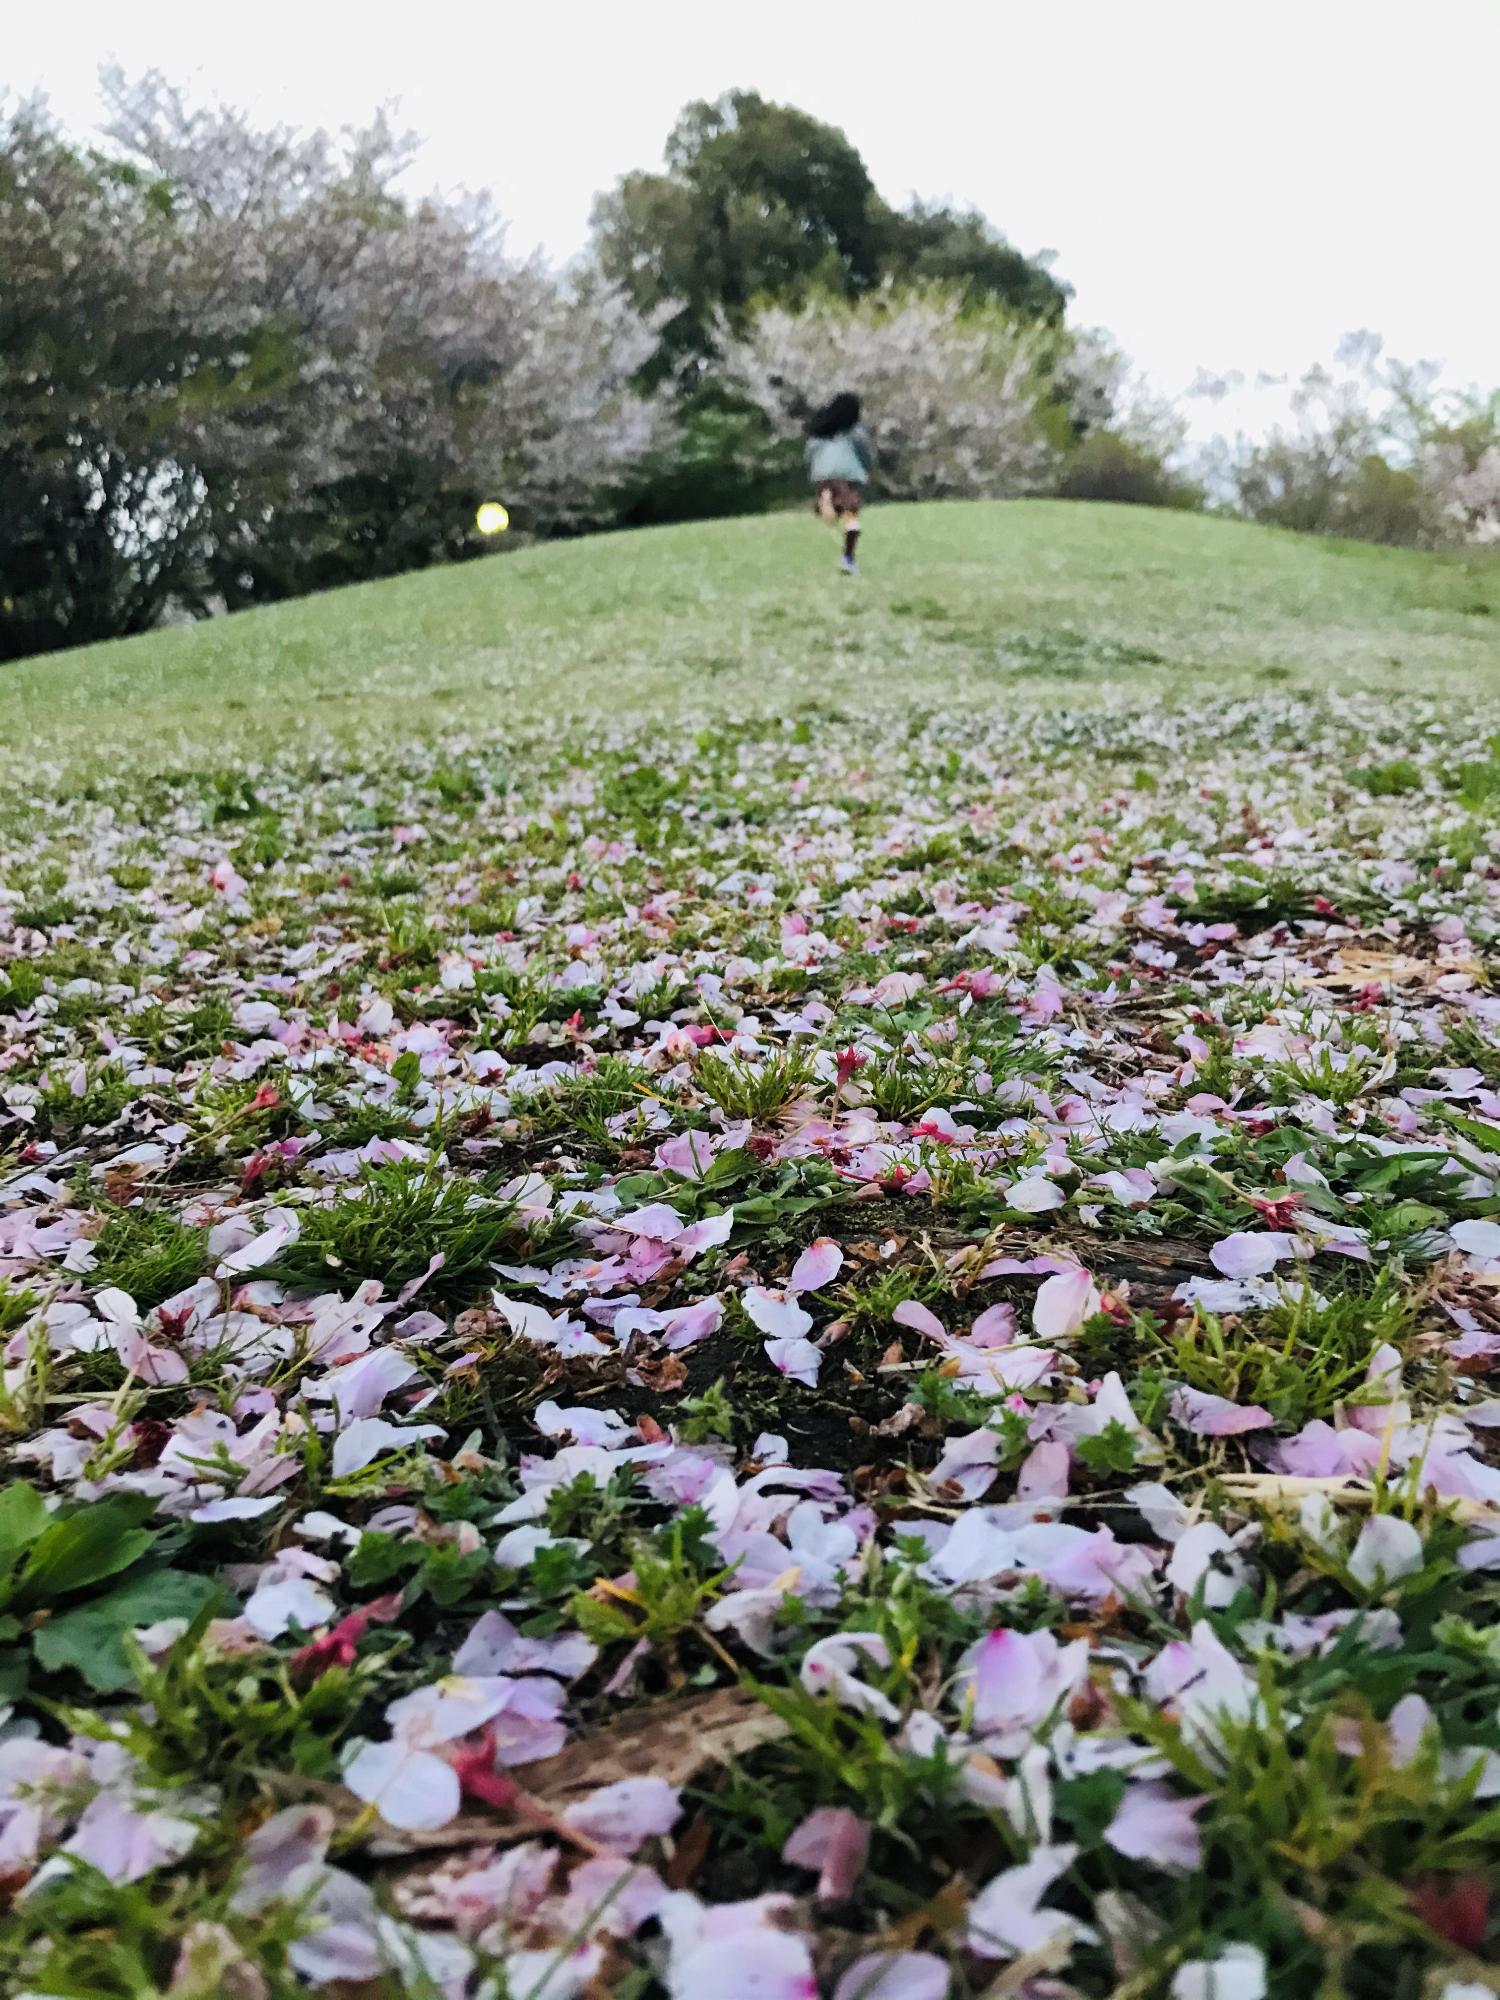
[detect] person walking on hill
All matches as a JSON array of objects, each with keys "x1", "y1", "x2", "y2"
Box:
[{"x1": 806, "y1": 393, "x2": 873, "y2": 576}]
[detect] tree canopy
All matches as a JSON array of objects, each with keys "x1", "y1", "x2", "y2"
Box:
[
  {"x1": 592, "y1": 90, "x2": 1068, "y2": 372},
  {"x1": 0, "y1": 76, "x2": 671, "y2": 660}
]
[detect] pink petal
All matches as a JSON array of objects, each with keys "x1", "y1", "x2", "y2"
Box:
[
  {"x1": 1451, "y1": 1218, "x2": 1500, "y2": 1259},
  {"x1": 1274, "y1": 1420, "x2": 1383, "y2": 1479},
  {"x1": 970, "y1": 1302, "x2": 1017, "y2": 1346},
  {"x1": 1017, "y1": 1439, "x2": 1071, "y2": 1499},
  {"x1": 833, "y1": 1953, "x2": 950, "y2": 2000},
  {"x1": 559, "y1": 1854, "x2": 668, "y2": 1935},
  {"x1": 330, "y1": 1417, "x2": 443, "y2": 1477},
  {"x1": 229, "y1": 1804, "x2": 335, "y2": 1914},
  {"x1": 744, "y1": 1287, "x2": 813, "y2": 1340},
  {"x1": 190, "y1": 1495, "x2": 284, "y2": 1524},
  {"x1": 660, "y1": 1300, "x2": 723, "y2": 1349},
  {"x1": 765, "y1": 1336, "x2": 822, "y2": 1386},
  {"x1": 678, "y1": 1210, "x2": 735, "y2": 1258},
  {"x1": 966, "y1": 1843, "x2": 1079, "y2": 1958},
  {"x1": 1004, "y1": 1176, "x2": 1066, "y2": 1213},
  {"x1": 782, "y1": 1806, "x2": 869, "y2": 1901},
  {"x1": 981, "y1": 1254, "x2": 1075, "y2": 1278},
  {"x1": 395, "y1": 1252, "x2": 446, "y2": 1304},
  {"x1": 656, "y1": 1130, "x2": 718, "y2": 1179},
  {"x1": 1032, "y1": 1267, "x2": 1101, "y2": 1341},
  {"x1": 119, "y1": 1330, "x2": 190, "y2": 1386},
  {"x1": 453, "y1": 1609, "x2": 597, "y2": 1680},
  {"x1": 1105, "y1": 1782, "x2": 1207, "y2": 1870},
  {"x1": 971, "y1": 1627, "x2": 1043, "y2": 1725},
  {"x1": 612, "y1": 1203, "x2": 686, "y2": 1241},
  {"x1": 243, "y1": 1576, "x2": 335, "y2": 1641},
  {"x1": 669, "y1": 1927, "x2": 817, "y2": 2000},
  {"x1": 789, "y1": 1237, "x2": 843, "y2": 1294},
  {"x1": 562, "y1": 1777, "x2": 681, "y2": 1852},
  {"x1": 62, "y1": 1793, "x2": 199, "y2": 1883},
  {"x1": 1347, "y1": 1514, "x2": 1423, "y2": 1588},
  {"x1": 1170, "y1": 1386, "x2": 1275, "y2": 1435},
  {"x1": 343, "y1": 1742, "x2": 460, "y2": 1831},
  {"x1": 1209, "y1": 1231, "x2": 1292, "y2": 1279},
  {"x1": 892, "y1": 1298, "x2": 946, "y2": 1340}
]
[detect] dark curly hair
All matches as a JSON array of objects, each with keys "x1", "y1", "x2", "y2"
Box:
[{"x1": 807, "y1": 392, "x2": 861, "y2": 439}]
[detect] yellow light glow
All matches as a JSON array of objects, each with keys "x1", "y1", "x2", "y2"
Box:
[{"x1": 475, "y1": 502, "x2": 510, "y2": 536}]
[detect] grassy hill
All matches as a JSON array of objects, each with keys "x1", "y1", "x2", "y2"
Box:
[{"x1": 7, "y1": 500, "x2": 1497, "y2": 775}]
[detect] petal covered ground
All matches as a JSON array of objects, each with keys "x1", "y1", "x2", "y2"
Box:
[{"x1": 1, "y1": 688, "x2": 1499, "y2": 1998}]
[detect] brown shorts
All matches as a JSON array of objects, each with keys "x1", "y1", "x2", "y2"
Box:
[{"x1": 814, "y1": 479, "x2": 862, "y2": 521}]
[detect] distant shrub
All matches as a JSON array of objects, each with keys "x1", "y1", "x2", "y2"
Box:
[
  {"x1": 1340, "y1": 455, "x2": 1428, "y2": 545},
  {"x1": 616, "y1": 389, "x2": 798, "y2": 526},
  {"x1": 1058, "y1": 432, "x2": 1201, "y2": 510},
  {"x1": 1223, "y1": 335, "x2": 1500, "y2": 549}
]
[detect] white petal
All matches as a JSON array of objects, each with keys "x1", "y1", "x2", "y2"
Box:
[
  {"x1": 344, "y1": 1742, "x2": 460, "y2": 1831},
  {"x1": 1348, "y1": 1514, "x2": 1424, "y2": 1588}
]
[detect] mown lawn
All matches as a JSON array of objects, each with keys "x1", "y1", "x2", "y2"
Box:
[
  {"x1": 9, "y1": 500, "x2": 1499, "y2": 776},
  {"x1": 1, "y1": 503, "x2": 1499, "y2": 2000}
]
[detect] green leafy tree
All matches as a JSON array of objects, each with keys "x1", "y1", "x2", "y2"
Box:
[
  {"x1": 592, "y1": 90, "x2": 1067, "y2": 378},
  {"x1": 880, "y1": 199, "x2": 1068, "y2": 323},
  {"x1": 591, "y1": 91, "x2": 1068, "y2": 522},
  {"x1": 593, "y1": 92, "x2": 887, "y2": 373}
]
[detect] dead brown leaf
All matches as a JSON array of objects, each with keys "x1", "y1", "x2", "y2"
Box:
[
  {"x1": 451, "y1": 1306, "x2": 505, "y2": 1342},
  {"x1": 266, "y1": 1685, "x2": 791, "y2": 1860},
  {"x1": 975, "y1": 1931, "x2": 1083, "y2": 1995},
  {"x1": 883, "y1": 1877, "x2": 969, "y2": 1950},
  {"x1": 868, "y1": 1402, "x2": 925, "y2": 1440},
  {"x1": 848, "y1": 1236, "x2": 905, "y2": 1266},
  {"x1": 515, "y1": 1684, "x2": 787, "y2": 1806},
  {"x1": 1299, "y1": 943, "x2": 1488, "y2": 993},
  {"x1": 663, "y1": 1813, "x2": 712, "y2": 1889},
  {"x1": 631, "y1": 1353, "x2": 688, "y2": 1394},
  {"x1": 103, "y1": 1166, "x2": 149, "y2": 1206}
]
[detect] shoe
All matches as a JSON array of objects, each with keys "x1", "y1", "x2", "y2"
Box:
[{"x1": 839, "y1": 555, "x2": 858, "y2": 575}]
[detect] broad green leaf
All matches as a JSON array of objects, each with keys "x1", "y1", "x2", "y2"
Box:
[
  {"x1": 1432, "y1": 1105, "x2": 1500, "y2": 1156},
  {"x1": 14, "y1": 1495, "x2": 159, "y2": 1610},
  {"x1": 0, "y1": 1481, "x2": 50, "y2": 1591},
  {"x1": 33, "y1": 1569, "x2": 219, "y2": 1693},
  {"x1": 1380, "y1": 1200, "x2": 1447, "y2": 1238},
  {"x1": 0, "y1": 1645, "x2": 29, "y2": 1702},
  {"x1": 612, "y1": 1172, "x2": 666, "y2": 1205},
  {"x1": 698, "y1": 1148, "x2": 757, "y2": 1190}
]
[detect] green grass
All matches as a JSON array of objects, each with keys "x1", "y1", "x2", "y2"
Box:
[
  {"x1": 87, "y1": 1207, "x2": 210, "y2": 1313},
  {"x1": 695, "y1": 1046, "x2": 818, "y2": 1121},
  {"x1": 269, "y1": 1163, "x2": 532, "y2": 1306},
  {"x1": 5, "y1": 502, "x2": 1497, "y2": 778},
  {"x1": 5, "y1": 498, "x2": 1500, "y2": 1996}
]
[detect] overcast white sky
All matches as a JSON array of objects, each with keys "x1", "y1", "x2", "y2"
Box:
[{"x1": 9, "y1": 0, "x2": 1498, "y2": 440}]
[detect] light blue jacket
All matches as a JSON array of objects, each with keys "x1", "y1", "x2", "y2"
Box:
[{"x1": 806, "y1": 425, "x2": 873, "y2": 485}]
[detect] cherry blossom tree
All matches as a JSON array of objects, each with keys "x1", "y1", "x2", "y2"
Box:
[
  {"x1": 718, "y1": 285, "x2": 1062, "y2": 501},
  {"x1": 0, "y1": 74, "x2": 675, "y2": 657},
  {"x1": 1421, "y1": 431, "x2": 1500, "y2": 545}
]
